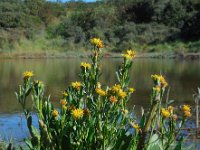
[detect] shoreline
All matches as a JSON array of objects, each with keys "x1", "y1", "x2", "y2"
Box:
[{"x1": 0, "y1": 51, "x2": 200, "y2": 60}]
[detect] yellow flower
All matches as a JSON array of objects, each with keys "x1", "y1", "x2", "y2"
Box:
[
  {"x1": 80, "y1": 62, "x2": 91, "y2": 69},
  {"x1": 90, "y1": 38, "x2": 103, "y2": 48},
  {"x1": 71, "y1": 108, "x2": 84, "y2": 119},
  {"x1": 62, "y1": 91, "x2": 68, "y2": 97},
  {"x1": 118, "y1": 89, "x2": 127, "y2": 99},
  {"x1": 96, "y1": 88, "x2": 107, "y2": 96},
  {"x1": 161, "y1": 108, "x2": 170, "y2": 118},
  {"x1": 109, "y1": 96, "x2": 118, "y2": 103},
  {"x1": 122, "y1": 109, "x2": 128, "y2": 115},
  {"x1": 35, "y1": 80, "x2": 43, "y2": 85},
  {"x1": 112, "y1": 84, "x2": 121, "y2": 93},
  {"x1": 153, "y1": 86, "x2": 161, "y2": 92},
  {"x1": 128, "y1": 87, "x2": 135, "y2": 93},
  {"x1": 96, "y1": 82, "x2": 101, "y2": 88},
  {"x1": 60, "y1": 99, "x2": 67, "y2": 106},
  {"x1": 151, "y1": 74, "x2": 168, "y2": 87},
  {"x1": 184, "y1": 111, "x2": 191, "y2": 118},
  {"x1": 122, "y1": 50, "x2": 136, "y2": 60},
  {"x1": 71, "y1": 82, "x2": 82, "y2": 90},
  {"x1": 52, "y1": 110, "x2": 59, "y2": 118},
  {"x1": 182, "y1": 105, "x2": 191, "y2": 112},
  {"x1": 23, "y1": 71, "x2": 34, "y2": 79},
  {"x1": 167, "y1": 106, "x2": 174, "y2": 113},
  {"x1": 131, "y1": 123, "x2": 140, "y2": 131},
  {"x1": 151, "y1": 74, "x2": 160, "y2": 82}
]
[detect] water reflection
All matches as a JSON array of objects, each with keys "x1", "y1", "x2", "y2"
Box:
[{"x1": 0, "y1": 58, "x2": 200, "y2": 113}]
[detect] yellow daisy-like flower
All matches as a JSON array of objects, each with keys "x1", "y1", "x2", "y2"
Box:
[
  {"x1": 159, "y1": 75, "x2": 168, "y2": 87},
  {"x1": 122, "y1": 50, "x2": 136, "y2": 60},
  {"x1": 153, "y1": 86, "x2": 161, "y2": 92},
  {"x1": 167, "y1": 106, "x2": 174, "y2": 113},
  {"x1": 118, "y1": 89, "x2": 127, "y2": 99},
  {"x1": 52, "y1": 110, "x2": 59, "y2": 118},
  {"x1": 71, "y1": 108, "x2": 84, "y2": 119},
  {"x1": 111, "y1": 84, "x2": 121, "y2": 93},
  {"x1": 23, "y1": 71, "x2": 34, "y2": 79},
  {"x1": 71, "y1": 82, "x2": 82, "y2": 90},
  {"x1": 151, "y1": 74, "x2": 168, "y2": 87},
  {"x1": 96, "y1": 88, "x2": 107, "y2": 96},
  {"x1": 80, "y1": 62, "x2": 91, "y2": 69},
  {"x1": 122, "y1": 109, "x2": 128, "y2": 115},
  {"x1": 128, "y1": 87, "x2": 135, "y2": 93},
  {"x1": 151, "y1": 74, "x2": 160, "y2": 82},
  {"x1": 96, "y1": 82, "x2": 101, "y2": 88},
  {"x1": 182, "y1": 105, "x2": 191, "y2": 112},
  {"x1": 131, "y1": 123, "x2": 140, "y2": 131},
  {"x1": 62, "y1": 91, "x2": 68, "y2": 97},
  {"x1": 184, "y1": 110, "x2": 191, "y2": 118},
  {"x1": 161, "y1": 108, "x2": 170, "y2": 118},
  {"x1": 60, "y1": 99, "x2": 67, "y2": 106},
  {"x1": 90, "y1": 38, "x2": 103, "y2": 48},
  {"x1": 35, "y1": 80, "x2": 43, "y2": 85},
  {"x1": 109, "y1": 96, "x2": 118, "y2": 103}
]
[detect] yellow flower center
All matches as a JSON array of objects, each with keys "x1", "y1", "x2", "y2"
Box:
[
  {"x1": 60, "y1": 99, "x2": 67, "y2": 106},
  {"x1": 52, "y1": 110, "x2": 59, "y2": 118},
  {"x1": 71, "y1": 108, "x2": 84, "y2": 119}
]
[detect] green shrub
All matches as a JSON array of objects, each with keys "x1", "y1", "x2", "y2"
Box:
[{"x1": 15, "y1": 39, "x2": 192, "y2": 149}]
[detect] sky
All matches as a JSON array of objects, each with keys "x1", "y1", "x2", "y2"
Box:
[{"x1": 49, "y1": 0, "x2": 96, "y2": 2}]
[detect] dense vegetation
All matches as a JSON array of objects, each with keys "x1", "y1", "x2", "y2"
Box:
[{"x1": 0, "y1": 0, "x2": 200, "y2": 54}]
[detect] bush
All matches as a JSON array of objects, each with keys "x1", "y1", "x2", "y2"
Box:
[{"x1": 16, "y1": 39, "x2": 192, "y2": 149}]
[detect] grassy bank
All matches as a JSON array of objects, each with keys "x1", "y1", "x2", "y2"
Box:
[{"x1": 1, "y1": 36, "x2": 200, "y2": 59}]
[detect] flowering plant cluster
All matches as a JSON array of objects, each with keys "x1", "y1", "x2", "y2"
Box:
[{"x1": 16, "y1": 38, "x2": 191, "y2": 150}]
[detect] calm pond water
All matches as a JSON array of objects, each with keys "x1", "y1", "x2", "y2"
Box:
[{"x1": 0, "y1": 58, "x2": 200, "y2": 143}]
